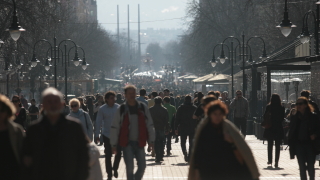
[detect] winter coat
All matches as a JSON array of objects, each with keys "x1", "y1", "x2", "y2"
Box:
[
  {"x1": 188, "y1": 118, "x2": 260, "y2": 180},
  {"x1": 69, "y1": 109, "x2": 93, "y2": 141},
  {"x1": 175, "y1": 102, "x2": 197, "y2": 136},
  {"x1": 288, "y1": 111, "x2": 320, "y2": 159},
  {"x1": 263, "y1": 105, "x2": 285, "y2": 140},
  {"x1": 8, "y1": 120, "x2": 25, "y2": 164},
  {"x1": 22, "y1": 115, "x2": 89, "y2": 180}
]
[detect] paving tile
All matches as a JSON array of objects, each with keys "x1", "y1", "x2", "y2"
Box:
[{"x1": 99, "y1": 135, "x2": 320, "y2": 180}]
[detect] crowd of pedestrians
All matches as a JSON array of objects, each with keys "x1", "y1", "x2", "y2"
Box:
[{"x1": 0, "y1": 86, "x2": 320, "y2": 180}]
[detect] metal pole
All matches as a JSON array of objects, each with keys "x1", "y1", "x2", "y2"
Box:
[
  {"x1": 64, "y1": 44, "x2": 68, "y2": 102},
  {"x1": 231, "y1": 41, "x2": 234, "y2": 98},
  {"x1": 128, "y1": 5, "x2": 130, "y2": 61},
  {"x1": 316, "y1": 3, "x2": 319, "y2": 56},
  {"x1": 117, "y1": 5, "x2": 120, "y2": 45},
  {"x1": 242, "y1": 33, "x2": 245, "y2": 96},
  {"x1": 6, "y1": 74, "x2": 9, "y2": 97},
  {"x1": 54, "y1": 35, "x2": 57, "y2": 88},
  {"x1": 138, "y1": 4, "x2": 141, "y2": 64},
  {"x1": 17, "y1": 72, "x2": 19, "y2": 95}
]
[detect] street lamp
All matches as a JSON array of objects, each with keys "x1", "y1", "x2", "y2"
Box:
[
  {"x1": 6, "y1": 0, "x2": 26, "y2": 41},
  {"x1": 277, "y1": 0, "x2": 296, "y2": 37},
  {"x1": 44, "y1": 58, "x2": 52, "y2": 71},
  {"x1": 82, "y1": 59, "x2": 88, "y2": 70}
]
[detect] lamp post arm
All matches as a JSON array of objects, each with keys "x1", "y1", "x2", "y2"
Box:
[
  {"x1": 222, "y1": 44, "x2": 231, "y2": 57},
  {"x1": 247, "y1": 36, "x2": 267, "y2": 58},
  {"x1": 77, "y1": 46, "x2": 86, "y2": 58},
  {"x1": 223, "y1": 36, "x2": 241, "y2": 46},
  {"x1": 33, "y1": 39, "x2": 53, "y2": 53},
  {"x1": 212, "y1": 43, "x2": 222, "y2": 60}
]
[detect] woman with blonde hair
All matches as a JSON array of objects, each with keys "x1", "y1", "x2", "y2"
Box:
[
  {"x1": 68, "y1": 98, "x2": 93, "y2": 141},
  {"x1": 0, "y1": 94, "x2": 25, "y2": 180},
  {"x1": 188, "y1": 101, "x2": 259, "y2": 180}
]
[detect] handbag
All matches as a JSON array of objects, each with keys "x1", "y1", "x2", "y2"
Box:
[{"x1": 261, "y1": 109, "x2": 272, "y2": 129}]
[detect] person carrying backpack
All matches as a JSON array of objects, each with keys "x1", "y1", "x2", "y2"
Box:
[{"x1": 110, "y1": 85, "x2": 155, "y2": 180}]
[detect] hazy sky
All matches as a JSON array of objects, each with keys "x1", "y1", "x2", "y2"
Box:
[{"x1": 97, "y1": 0, "x2": 189, "y2": 33}]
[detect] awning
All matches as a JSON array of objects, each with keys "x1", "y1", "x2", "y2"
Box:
[
  {"x1": 193, "y1": 74, "x2": 215, "y2": 84},
  {"x1": 99, "y1": 78, "x2": 122, "y2": 85},
  {"x1": 193, "y1": 74, "x2": 230, "y2": 84},
  {"x1": 178, "y1": 74, "x2": 198, "y2": 80}
]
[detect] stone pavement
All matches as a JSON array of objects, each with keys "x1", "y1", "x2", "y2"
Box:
[{"x1": 98, "y1": 135, "x2": 320, "y2": 180}]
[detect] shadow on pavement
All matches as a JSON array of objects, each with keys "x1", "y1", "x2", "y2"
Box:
[
  {"x1": 263, "y1": 166, "x2": 284, "y2": 170},
  {"x1": 171, "y1": 163, "x2": 189, "y2": 166}
]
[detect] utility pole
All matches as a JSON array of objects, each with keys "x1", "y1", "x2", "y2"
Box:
[
  {"x1": 128, "y1": 5, "x2": 130, "y2": 61},
  {"x1": 138, "y1": 4, "x2": 141, "y2": 64},
  {"x1": 117, "y1": 5, "x2": 120, "y2": 45}
]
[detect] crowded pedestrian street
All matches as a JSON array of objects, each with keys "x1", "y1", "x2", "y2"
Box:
[
  {"x1": 3, "y1": 0, "x2": 320, "y2": 180},
  {"x1": 98, "y1": 136, "x2": 320, "y2": 180}
]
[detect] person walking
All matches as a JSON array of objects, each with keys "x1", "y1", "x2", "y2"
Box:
[
  {"x1": 28, "y1": 99, "x2": 39, "y2": 121},
  {"x1": 95, "y1": 91, "x2": 121, "y2": 180},
  {"x1": 147, "y1": 92, "x2": 158, "y2": 108},
  {"x1": 163, "y1": 96, "x2": 176, "y2": 156},
  {"x1": 20, "y1": 95, "x2": 29, "y2": 109},
  {"x1": 164, "y1": 89, "x2": 175, "y2": 107},
  {"x1": 263, "y1": 94, "x2": 285, "y2": 168},
  {"x1": 68, "y1": 98, "x2": 94, "y2": 141},
  {"x1": 110, "y1": 85, "x2": 155, "y2": 180},
  {"x1": 149, "y1": 97, "x2": 170, "y2": 163},
  {"x1": 188, "y1": 101, "x2": 259, "y2": 180},
  {"x1": 0, "y1": 94, "x2": 25, "y2": 180},
  {"x1": 175, "y1": 95, "x2": 197, "y2": 162},
  {"x1": 288, "y1": 97, "x2": 320, "y2": 180},
  {"x1": 78, "y1": 97, "x2": 89, "y2": 113},
  {"x1": 86, "y1": 96, "x2": 94, "y2": 120},
  {"x1": 12, "y1": 95, "x2": 27, "y2": 130},
  {"x1": 22, "y1": 87, "x2": 89, "y2": 180},
  {"x1": 116, "y1": 93, "x2": 124, "y2": 105},
  {"x1": 136, "y1": 88, "x2": 148, "y2": 106},
  {"x1": 229, "y1": 90, "x2": 249, "y2": 137},
  {"x1": 94, "y1": 95, "x2": 104, "y2": 145}
]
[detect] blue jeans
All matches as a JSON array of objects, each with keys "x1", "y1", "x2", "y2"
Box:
[{"x1": 123, "y1": 141, "x2": 146, "y2": 180}]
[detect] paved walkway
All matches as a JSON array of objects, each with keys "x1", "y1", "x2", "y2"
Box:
[{"x1": 98, "y1": 135, "x2": 320, "y2": 180}]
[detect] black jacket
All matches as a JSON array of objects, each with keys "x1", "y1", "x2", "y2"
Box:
[
  {"x1": 175, "y1": 102, "x2": 197, "y2": 136},
  {"x1": 263, "y1": 105, "x2": 285, "y2": 140},
  {"x1": 288, "y1": 111, "x2": 320, "y2": 159},
  {"x1": 149, "y1": 104, "x2": 170, "y2": 132},
  {"x1": 22, "y1": 115, "x2": 89, "y2": 180}
]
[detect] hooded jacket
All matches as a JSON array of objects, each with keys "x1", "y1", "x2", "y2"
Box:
[{"x1": 69, "y1": 109, "x2": 93, "y2": 141}]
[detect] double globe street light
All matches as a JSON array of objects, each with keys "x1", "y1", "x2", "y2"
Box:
[{"x1": 211, "y1": 35, "x2": 268, "y2": 97}]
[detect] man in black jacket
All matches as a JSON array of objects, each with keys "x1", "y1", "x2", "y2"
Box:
[
  {"x1": 22, "y1": 88, "x2": 89, "y2": 180},
  {"x1": 175, "y1": 95, "x2": 197, "y2": 162},
  {"x1": 149, "y1": 97, "x2": 170, "y2": 163}
]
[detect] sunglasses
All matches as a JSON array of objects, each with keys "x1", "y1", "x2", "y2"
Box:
[
  {"x1": 12, "y1": 100, "x2": 19, "y2": 103},
  {"x1": 71, "y1": 104, "x2": 78, "y2": 108},
  {"x1": 236, "y1": 94, "x2": 242, "y2": 96},
  {"x1": 295, "y1": 102, "x2": 305, "y2": 106}
]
